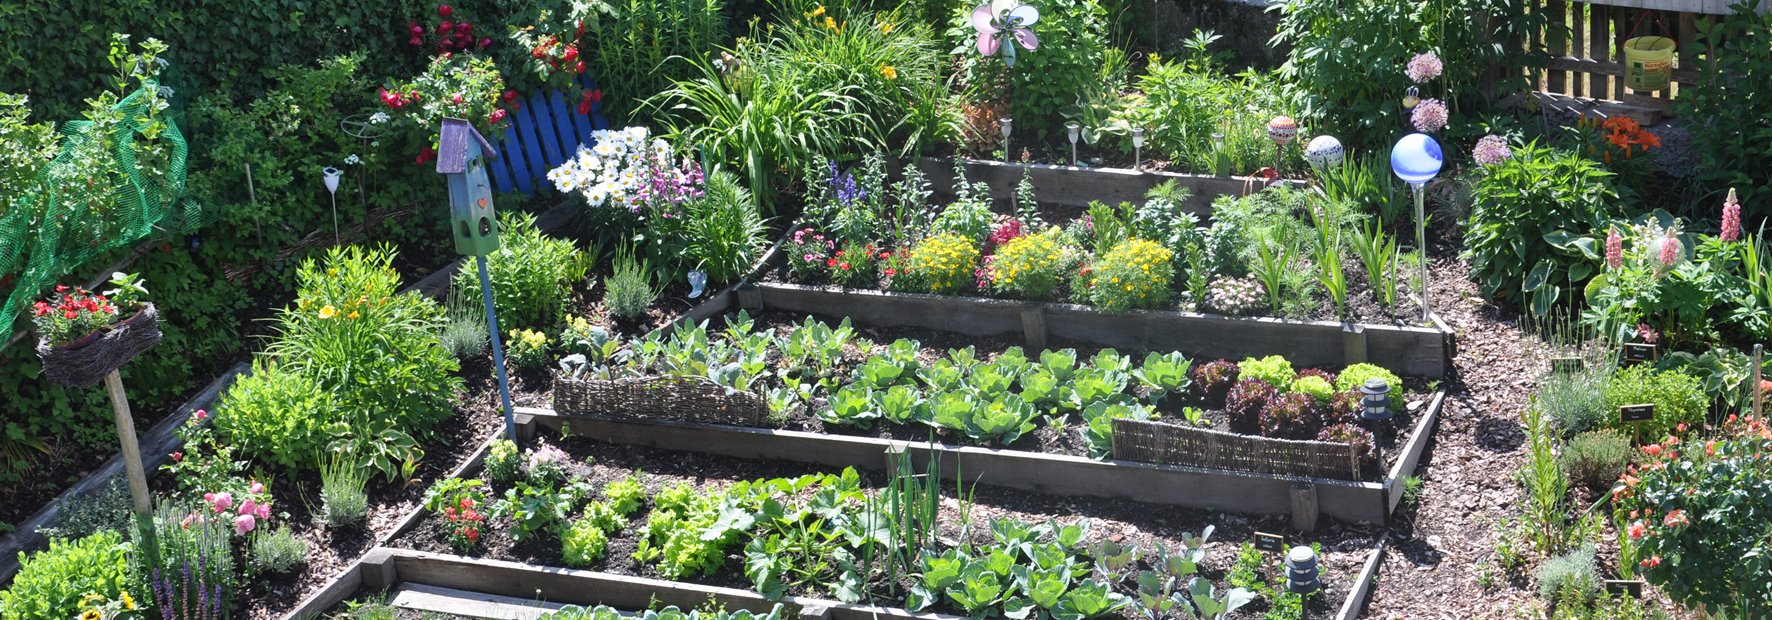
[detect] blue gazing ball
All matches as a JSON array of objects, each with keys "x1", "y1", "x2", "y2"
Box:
[{"x1": 1390, "y1": 133, "x2": 1443, "y2": 185}]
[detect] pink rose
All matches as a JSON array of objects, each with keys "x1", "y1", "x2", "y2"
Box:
[
  {"x1": 234, "y1": 514, "x2": 256, "y2": 535},
  {"x1": 209, "y1": 491, "x2": 234, "y2": 513},
  {"x1": 248, "y1": 481, "x2": 264, "y2": 494},
  {"x1": 256, "y1": 502, "x2": 271, "y2": 520},
  {"x1": 239, "y1": 498, "x2": 257, "y2": 517}
]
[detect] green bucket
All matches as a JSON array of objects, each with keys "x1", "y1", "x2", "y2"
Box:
[{"x1": 1624, "y1": 36, "x2": 1675, "y2": 92}]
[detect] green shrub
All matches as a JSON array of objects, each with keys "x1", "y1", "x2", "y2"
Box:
[
  {"x1": 0, "y1": 531, "x2": 132, "y2": 620},
  {"x1": 1335, "y1": 364, "x2": 1405, "y2": 410},
  {"x1": 989, "y1": 230, "x2": 1072, "y2": 300},
  {"x1": 454, "y1": 212, "x2": 583, "y2": 330},
  {"x1": 1291, "y1": 375, "x2": 1335, "y2": 403},
  {"x1": 1535, "y1": 545, "x2": 1598, "y2": 605},
  {"x1": 320, "y1": 452, "x2": 370, "y2": 527},
  {"x1": 1464, "y1": 143, "x2": 1622, "y2": 314},
  {"x1": 1086, "y1": 239, "x2": 1174, "y2": 311},
  {"x1": 1561, "y1": 429, "x2": 1631, "y2": 491},
  {"x1": 562, "y1": 517, "x2": 610, "y2": 567},
  {"x1": 212, "y1": 359, "x2": 337, "y2": 473},
  {"x1": 604, "y1": 248, "x2": 658, "y2": 323},
  {"x1": 440, "y1": 284, "x2": 489, "y2": 361},
  {"x1": 1536, "y1": 367, "x2": 1613, "y2": 435},
  {"x1": 507, "y1": 328, "x2": 552, "y2": 370},
  {"x1": 486, "y1": 439, "x2": 522, "y2": 485},
  {"x1": 267, "y1": 246, "x2": 461, "y2": 476},
  {"x1": 1602, "y1": 366, "x2": 1706, "y2": 443},
  {"x1": 250, "y1": 525, "x2": 308, "y2": 574},
  {"x1": 1238, "y1": 356, "x2": 1295, "y2": 391},
  {"x1": 953, "y1": 0, "x2": 1111, "y2": 137},
  {"x1": 682, "y1": 169, "x2": 767, "y2": 285},
  {"x1": 908, "y1": 232, "x2": 980, "y2": 295},
  {"x1": 39, "y1": 479, "x2": 132, "y2": 541},
  {"x1": 1614, "y1": 421, "x2": 1772, "y2": 615}
]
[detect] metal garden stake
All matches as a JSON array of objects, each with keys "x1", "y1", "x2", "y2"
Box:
[
  {"x1": 1390, "y1": 133, "x2": 1443, "y2": 322},
  {"x1": 436, "y1": 118, "x2": 517, "y2": 443}
]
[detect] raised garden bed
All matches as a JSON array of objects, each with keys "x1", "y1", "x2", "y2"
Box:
[{"x1": 738, "y1": 283, "x2": 1453, "y2": 380}]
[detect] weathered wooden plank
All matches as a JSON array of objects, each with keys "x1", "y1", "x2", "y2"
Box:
[
  {"x1": 1334, "y1": 536, "x2": 1388, "y2": 620},
  {"x1": 1572, "y1": 3, "x2": 1590, "y2": 97},
  {"x1": 1580, "y1": 0, "x2": 1762, "y2": 14},
  {"x1": 1545, "y1": 56, "x2": 1701, "y2": 85},
  {"x1": 913, "y1": 157, "x2": 1306, "y2": 215},
  {"x1": 1548, "y1": 0, "x2": 1569, "y2": 93},
  {"x1": 1386, "y1": 389, "x2": 1445, "y2": 513},
  {"x1": 392, "y1": 583, "x2": 569, "y2": 619},
  {"x1": 283, "y1": 560, "x2": 366, "y2": 620},
  {"x1": 1593, "y1": 3, "x2": 1615, "y2": 99}
]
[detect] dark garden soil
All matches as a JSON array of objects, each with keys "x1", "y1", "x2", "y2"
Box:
[{"x1": 381, "y1": 432, "x2": 1372, "y2": 620}]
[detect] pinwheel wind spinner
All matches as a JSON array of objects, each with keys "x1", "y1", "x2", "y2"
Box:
[{"x1": 971, "y1": 0, "x2": 1040, "y2": 67}]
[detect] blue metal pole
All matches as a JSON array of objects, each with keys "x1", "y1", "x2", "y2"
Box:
[{"x1": 478, "y1": 255, "x2": 517, "y2": 443}]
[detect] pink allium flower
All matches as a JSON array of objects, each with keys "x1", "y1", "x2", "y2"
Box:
[
  {"x1": 1606, "y1": 227, "x2": 1623, "y2": 270},
  {"x1": 1406, "y1": 52, "x2": 1443, "y2": 84},
  {"x1": 234, "y1": 514, "x2": 256, "y2": 535},
  {"x1": 1472, "y1": 135, "x2": 1512, "y2": 166},
  {"x1": 1721, "y1": 188, "x2": 1741, "y2": 242},
  {"x1": 1411, "y1": 99, "x2": 1448, "y2": 133},
  {"x1": 1659, "y1": 229, "x2": 1679, "y2": 266}
]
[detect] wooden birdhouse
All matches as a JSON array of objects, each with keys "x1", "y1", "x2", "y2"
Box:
[{"x1": 437, "y1": 118, "x2": 501, "y2": 257}]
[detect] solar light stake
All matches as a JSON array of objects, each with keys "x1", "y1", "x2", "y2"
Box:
[
  {"x1": 323, "y1": 166, "x2": 342, "y2": 245},
  {"x1": 1131, "y1": 127, "x2": 1145, "y2": 172},
  {"x1": 1000, "y1": 118, "x2": 1014, "y2": 163},
  {"x1": 1066, "y1": 121, "x2": 1081, "y2": 167}
]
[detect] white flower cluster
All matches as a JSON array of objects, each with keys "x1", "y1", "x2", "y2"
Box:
[
  {"x1": 1207, "y1": 277, "x2": 1266, "y2": 316},
  {"x1": 547, "y1": 126, "x2": 670, "y2": 211}
]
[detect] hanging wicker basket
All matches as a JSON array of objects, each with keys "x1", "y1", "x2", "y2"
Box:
[
  {"x1": 35, "y1": 303, "x2": 163, "y2": 388},
  {"x1": 553, "y1": 374, "x2": 769, "y2": 427}
]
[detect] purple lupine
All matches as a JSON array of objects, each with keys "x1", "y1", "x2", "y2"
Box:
[{"x1": 1606, "y1": 227, "x2": 1623, "y2": 270}]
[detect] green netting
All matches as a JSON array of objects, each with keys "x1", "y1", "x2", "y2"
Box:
[{"x1": 0, "y1": 82, "x2": 203, "y2": 343}]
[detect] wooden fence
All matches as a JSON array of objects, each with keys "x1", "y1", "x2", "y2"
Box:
[
  {"x1": 485, "y1": 74, "x2": 612, "y2": 195},
  {"x1": 1531, "y1": 0, "x2": 1764, "y2": 112}
]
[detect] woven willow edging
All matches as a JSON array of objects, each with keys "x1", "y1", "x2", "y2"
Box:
[
  {"x1": 552, "y1": 375, "x2": 768, "y2": 427},
  {"x1": 36, "y1": 303, "x2": 163, "y2": 388},
  {"x1": 1110, "y1": 418, "x2": 1363, "y2": 481}
]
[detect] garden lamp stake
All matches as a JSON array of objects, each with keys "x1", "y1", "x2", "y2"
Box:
[
  {"x1": 479, "y1": 256, "x2": 518, "y2": 442},
  {"x1": 323, "y1": 166, "x2": 343, "y2": 245},
  {"x1": 1414, "y1": 184, "x2": 1428, "y2": 321},
  {"x1": 1390, "y1": 133, "x2": 1441, "y2": 323},
  {"x1": 103, "y1": 371, "x2": 153, "y2": 516},
  {"x1": 1753, "y1": 343, "x2": 1764, "y2": 417}
]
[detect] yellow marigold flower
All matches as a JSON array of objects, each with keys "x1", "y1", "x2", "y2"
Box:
[
  {"x1": 122, "y1": 591, "x2": 136, "y2": 610},
  {"x1": 319, "y1": 305, "x2": 338, "y2": 319},
  {"x1": 880, "y1": 65, "x2": 898, "y2": 80}
]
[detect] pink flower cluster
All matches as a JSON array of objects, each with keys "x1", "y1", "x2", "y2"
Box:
[
  {"x1": 1411, "y1": 99, "x2": 1448, "y2": 133},
  {"x1": 1720, "y1": 188, "x2": 1741, "y2": 243},
  {"x1": 1472, "y1": 135, "x2": 1512, "y2": 166},
  {"x1": 202, "y1": 480, "x2": 272, "y2": 535},
  {"x1": 1659, "y1": 229, "x2": 1680, "y2": 266},
  {"x1": 635, "y1": 157, "x2": 706, "y2": 209},
  {"x1": 1606, "y1": 227, "x2": 1623, "y2": 270},
  {"x1": 1406, "y1": 52, "x2": 1443, "y2": 84},
  {"x1": 985, "y1": 219, "x2": 1026, "y2": 252}
]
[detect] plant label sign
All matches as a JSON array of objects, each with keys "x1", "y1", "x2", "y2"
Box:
[
  {"x1": 1620, "y1": 343, "x2": 1655, "y2": 366},
  {"x1": 1605, "y1": 579, "x2": 1644, "y2": 597},
  {"x1": 1550, "y1": 357, "x2": 1584, "y2": 374},
  {"x1": 1254, "y1": 532, "x2": 1285, "y2": 552},
  {"x1": 1620, "y1": 404, "x2": 1656, "y2": 423}
]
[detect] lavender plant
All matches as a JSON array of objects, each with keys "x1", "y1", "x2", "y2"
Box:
[{"x1": 135, "y1": 502, "x2": 235, "y2": 619}]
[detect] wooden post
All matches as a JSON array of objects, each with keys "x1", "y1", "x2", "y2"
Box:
[
  {"x1": 103, "y1": 370, "x2": 152, "y2": 517},
  {"x1": 1020, "y1": 304, "x2": 1048, "y2": 352},
  {"x1": 1289, "y1": 482, "x2": 1320, "y2": 533},
  {"x1": 1342, "y1": 323, "x2": 1368, "y2": 367}
]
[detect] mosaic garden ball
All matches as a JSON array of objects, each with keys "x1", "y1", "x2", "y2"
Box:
[
  {"x1": 1266, "y1": 116, "x2": 1298, "y2": 146},
  {"x1": 1389, "y1": 133, "x2": 1443, "y2": 185},
  {"x1": 1304, "y1": 135, "x2": 1344, "y2": 169}
]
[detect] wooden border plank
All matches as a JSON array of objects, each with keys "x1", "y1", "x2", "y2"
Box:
[
  {"x1": 1334, "y1": 535, "x2": 1388, "y2": 620},
  {"x1": 913, "y1": 157, "x2": 1307, "y2": 214},
  {"x1": 1386, "y1": 390, "x2": 1445, "y2": 513}
]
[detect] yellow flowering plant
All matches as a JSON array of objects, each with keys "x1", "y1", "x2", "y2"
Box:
[
  {"x1": 907, "y1": 232, "x2": 981, "y2": 294},
  {"x1": 1085, "y1": 238, "x2": 1174, "y2": 310},
  {"x1": 988, "y1": 229, "x2": 1073, "y2": 300},
  {"x1": 507, "y1": 328, "x2": 552, "y2": 369}
]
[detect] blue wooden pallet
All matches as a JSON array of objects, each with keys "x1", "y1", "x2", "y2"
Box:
[{"x1": 487, "y1": 74, "x2": 611, "y2": 194}]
